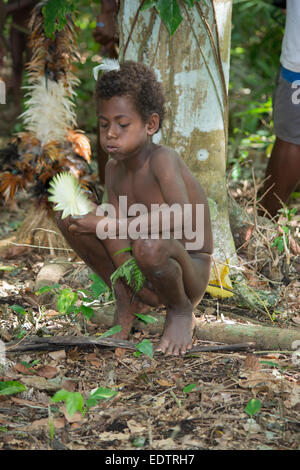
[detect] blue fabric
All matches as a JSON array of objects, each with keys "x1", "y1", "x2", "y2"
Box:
[{"x1": 281, "y1": 65, "x2": 300, "y2": 83}]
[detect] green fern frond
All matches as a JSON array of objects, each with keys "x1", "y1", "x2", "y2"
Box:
[{"x1": 110, "y1": 257, "x2": 145, "y2": 293}]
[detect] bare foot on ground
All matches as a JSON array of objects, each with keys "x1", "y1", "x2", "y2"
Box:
[
  {"x1": 156, "y1": 304, "x2": 196, "y2": 356},
  {"x1": 113, "y1": 299, "x2": 151, "y2": 340}
]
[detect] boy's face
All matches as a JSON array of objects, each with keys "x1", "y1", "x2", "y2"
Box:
[{"x1": 98, "y1": 95, "x2": 157, "y2": 160}]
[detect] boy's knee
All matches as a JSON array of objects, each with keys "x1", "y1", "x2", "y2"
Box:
[{"x1": 132, "y1": 238, "x2": 167, "y2": 267}]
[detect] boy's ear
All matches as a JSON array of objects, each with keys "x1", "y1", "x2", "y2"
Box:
[{"x1": 146, "y1": 113, "x2": 160, "y2": 136}]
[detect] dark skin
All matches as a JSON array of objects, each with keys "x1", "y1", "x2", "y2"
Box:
[
  {"x1": 260, "y1": 137, "x2": 300, "y2": 218},
  {"x1": 57, "y1": 95, "x2": 213, "y2": 356},
  {"x1": 92, "y1": 0, "x2": 119, "y2": 183},
  {"x1": 92, "y1": 0, "x2": 119, "y2": 59},
  {"x1": 0, "y1": 0, "x2": 37, "y2": 111}
]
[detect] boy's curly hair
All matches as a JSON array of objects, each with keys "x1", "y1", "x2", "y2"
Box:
[{"x1": 96, "y1": 61, "x2": 165, "y2": 130}]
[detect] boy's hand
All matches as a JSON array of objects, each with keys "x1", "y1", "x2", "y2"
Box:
[{"x1": 68, "y1": 212, "x2": 102, "y2": 235}]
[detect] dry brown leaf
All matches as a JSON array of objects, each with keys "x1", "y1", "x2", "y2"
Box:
[
  {"x1": 10, "y1": 396, "x2": 48, "y2": 408},
  {"x1": 244, "y1": 354, "x2": 261, "y2": 371},
  {"x1": 21, "y1": 417, "x2": 65, "y2": 431},
  {"x1": 155, "y1": 378, "x2": 175, "y2": 387},
  {"x1": 3, "y1": 245, "x2": 30, "y2": 259},
  {"x1": 62, "y1": 406, "x2": 83, "y2": 423},
  {"x1": 70, "y1": 422, "x2": 82, "y2": 430},
  {"x1": 152, "y1": 438, "x2": 177, "y2": 450},
  {"x1": 115, "y1": 348, "x2": 126, "y2": 358},
  {"x1": 99, "y1": 431, "x2": 130, "y2": 441},
  {"x1": 87, "y1": 353, "x2": 101, "y2": 367},
  {"x1": 0, "y1": 415, "x2": 10, "y2": 425},
  {"x1": 13, "y1": 362, "x2": 35, "y2": 375},
  {"x1": 44, "y1": 310, "x2": 60, "y2": 318},
  {"x1": 283, "y1": 384, "x2": 300, "y2": 409},
  {"x1": 67, "y1": 348, "x2": 81, "y2": 361},
  {"x1": 48, "y1": 350, "x2": 66, "y2": 361},
  {"x1": 90, "y1": 359, "x2": 102, "y2": 367},
  {"x1": 22, "y1": 376, "x2": 61, "y2": 391},
  {"x1": 126, "y1": 419, "x2": 147, "y2": 434},
  {"x1": 182, "y1": 434, "x2": 206, "y2": 448},
  {"x1": 239, "y1": 370, "x2": 279, "y2": 391},
  {"x1": 61, "y1": 379, "x2": 77, "y2": 392},
  {"x1": 259, "y1": 354, "x2": 280, "y2": 361},
  {"x1": 36, "y1": 365, "x2": 58, "y2": 379},
  {"x1": 291, "y1": 317, "x2": 300, "y2": 327}
]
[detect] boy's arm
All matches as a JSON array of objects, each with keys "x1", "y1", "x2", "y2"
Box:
[
  {"x1": 150, "y1": 149, "x2": 190, "y2": 207},
  {"x1": 68, "y1": 150, "x2": 189, "y2": 237},
  {"x1": 68, "y1": 159, "x2": 120, "y2": 236},
  {"x1": 106, "y1": 150, "x2": 190, "y2": 237},
  {"x1": 111, "y1": 149, "x2": 190, "y2": 237}
]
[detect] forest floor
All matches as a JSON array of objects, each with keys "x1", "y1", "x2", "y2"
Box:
[{"x1": 0, "y1": 135, "x2": 299, "y2": 451}]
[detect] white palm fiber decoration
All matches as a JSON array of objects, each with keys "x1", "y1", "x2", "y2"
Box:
[
  {"x1": 21, "y1": 3, "x2": 80, "y2": 146},
  {"x1": 48, "y1": 172, "x2": 93, "y2": 219},
  {"x1": 21, "y1": 76, "x2": 79, "y2": 146}
]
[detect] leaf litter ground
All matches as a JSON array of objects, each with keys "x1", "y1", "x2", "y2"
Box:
[{"x1": 0, "y1": 169, "x2": 299, "y2": 450}]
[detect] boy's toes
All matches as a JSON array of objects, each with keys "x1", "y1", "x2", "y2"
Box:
[
  {"x1": 155, "y1": 341, "x2": 167, "y2": 354},
  {"x1": 156, "y1": 339, "x2": 191, "y2": 356},
  {"x1": 171, "y1": 344, "x2": 181, "y2": 356}
]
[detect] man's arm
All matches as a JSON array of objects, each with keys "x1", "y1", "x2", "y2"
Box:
[
  {"x1": 6, "y1": 0, "x2": 36, "y2": 15},
  {"x1": 93, "y1": 0, "x2": 119, "y2": 57}
]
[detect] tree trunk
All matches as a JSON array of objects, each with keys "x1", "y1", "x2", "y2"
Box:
[{"x1": 118, "y1": 0, "x2": 235, "y2": 263}]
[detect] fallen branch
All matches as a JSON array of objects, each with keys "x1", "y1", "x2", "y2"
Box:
[
  {"x1": 187, "y1": 342, "x2": 255, "y2": 353},
  {"x1": 90, "y1": 307, "x2": 300, "y2": 351},
  {"x1": 6, "y1": 335, "x2": 137, "y2": 352},
  {"x1": 5, "y1": 335, "x2": 256, "y2": 355},
  {"x1": 195, "y1": 322, "x2": 300, "y2": 350}
]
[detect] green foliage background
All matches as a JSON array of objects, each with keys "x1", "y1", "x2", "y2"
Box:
[
  {"x1": 229, "y1": 0, "x2": 285, "y2": 178},
  {"x1": 2, "y1": 0, "x2": 287, "y2": 172}
]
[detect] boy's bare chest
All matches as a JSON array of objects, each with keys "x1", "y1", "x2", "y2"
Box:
[{"x1": 113, "y1": 169, "x2": 164, "y2": 209}]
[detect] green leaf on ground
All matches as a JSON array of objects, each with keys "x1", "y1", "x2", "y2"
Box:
[
  {"x1": 51, "y1": 390, "x2": 84, "y2": 417},
  {"x1": 99, "y1": 325, "x2": 122, "y2": 338},
  {"x1": 245, "y1": 398, "x2": 262, "y2": 417},
  {"x1": 183, "y1": 383, "x2": 197, "y2": 395},
  {"x1": 134, "y1": 313, "x2": 158, "y2": 324},
  {"x1": 89, "y1": 273, "x2": 109, "y2": 298},
  {"x1": 57, "y1": 289, "x2": 78, "y2": 314},
  {"x1": 85, "y1": 387, "x2": 118, "y2": 409},
  {"x1": 136, "y1": 339, "x2": 154, "y2": 358},
  {"x1": 11, "y1": 305, "x2": 27, "y2": 315},
  {"x1": 35, "y1": 284, "x2": 60, "y2": 295},
  {"x1": 0, "y1": 381, "x2": 26, "y2": 396}
]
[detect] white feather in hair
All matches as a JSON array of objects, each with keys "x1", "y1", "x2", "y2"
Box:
[
  {"x1": 93, "y1": 58, "x2": 120, "y2": 80},
  {"x1": 48, "y1": 172, "x2": 93, "y2": 219}
]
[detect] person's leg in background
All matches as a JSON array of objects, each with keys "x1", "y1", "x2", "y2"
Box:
[
  {"x1": 261, "y1": 137, "x2": 300, "y2": 217},
  {"x1": 260, "y1": 69, "x2": 300, "y2": 218}
]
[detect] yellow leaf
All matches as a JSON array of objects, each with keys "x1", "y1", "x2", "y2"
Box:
[{"x1": 206, "y1": 259, "x2": 234, "y2": 299}]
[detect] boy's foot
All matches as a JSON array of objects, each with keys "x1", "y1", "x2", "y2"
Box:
[
  {"x1": 156, "y1": 305, "x2": 195, "y2": 356},
  {"x1": 113, "y1": 299, "x2": 151, "y2": 340}
]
